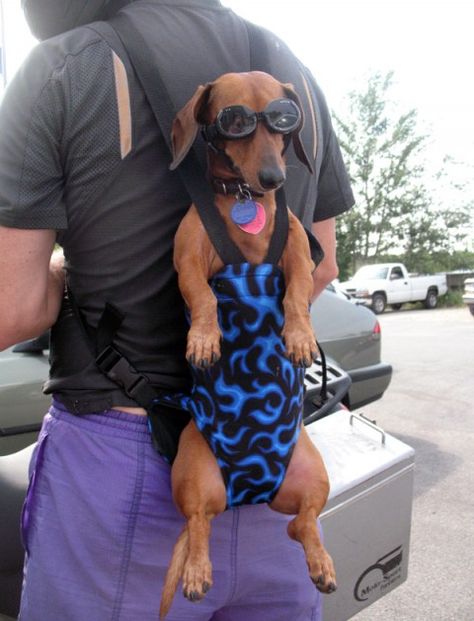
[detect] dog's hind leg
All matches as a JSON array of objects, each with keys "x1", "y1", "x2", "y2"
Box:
[
  {"x1": 181, "y1": 511, "x2": 213, "y2": 601},
  {"x1": 269, "y1": 427, "x2": 336, "y2": 593},
  {"x1": 286, "y1": 499, "x2": 336, "y2": 594},
  {"x1": 163, "y1": 420, "x2": 227, "y2": 615}
]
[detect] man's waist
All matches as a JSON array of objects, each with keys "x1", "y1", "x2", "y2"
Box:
[
  {"x1": 48, "y1": 372, "x2": 191, "y2": 415},
  {"x1": 111, "y1": 405, "x2": 147, "y2": 416}
]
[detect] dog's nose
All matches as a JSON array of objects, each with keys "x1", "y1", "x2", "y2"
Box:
[{"x1": 258, "y1": 167, "x2": 286, "y2": 190}]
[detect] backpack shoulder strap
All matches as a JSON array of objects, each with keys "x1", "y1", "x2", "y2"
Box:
[{"x1": 93, "y1": 17, "x2": 245, "y2": 265}]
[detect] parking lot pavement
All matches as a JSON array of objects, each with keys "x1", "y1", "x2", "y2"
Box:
[{"x1": 350, "y1": 307, "x2": 474, "y2": 621}]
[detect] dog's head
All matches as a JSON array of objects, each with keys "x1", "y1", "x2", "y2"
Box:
[{"x1": 170, "y1": 72, "x2": 313, "y2": 193}]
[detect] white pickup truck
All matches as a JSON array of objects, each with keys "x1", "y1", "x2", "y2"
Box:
[{"x1": 340, "y1": 263, "x2": 448, "y2": 314}]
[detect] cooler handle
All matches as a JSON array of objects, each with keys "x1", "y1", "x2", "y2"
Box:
[{"x1": 349, "y1": 412, "x2": 386, "y2": 445}]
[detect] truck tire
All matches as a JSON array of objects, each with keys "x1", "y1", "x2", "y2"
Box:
[
  {"x1": 391, "y1": 303, "x2": 403, "y2": 311},
  {"x1": 424, "y1": 288, "x2": 438, "y2": 309},
  {"x1": 469, "y1": 304, "x2": 474, "y2": 317},
  {"x1": 371, "y1": 293, "x2": 386, "y2": 314}
]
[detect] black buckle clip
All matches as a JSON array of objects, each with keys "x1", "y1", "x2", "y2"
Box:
[{"x1": 96, "y1": 345, "x2": 150, "y2": 401}]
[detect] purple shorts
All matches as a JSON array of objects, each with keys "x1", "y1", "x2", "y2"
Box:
[{"x1": 19, "y1": 401, "x2": 322, "y2": 621}]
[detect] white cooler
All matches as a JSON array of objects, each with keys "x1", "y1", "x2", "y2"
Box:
[{"x1": 307, "y1": 410, "x2": 415, "y2": 620}]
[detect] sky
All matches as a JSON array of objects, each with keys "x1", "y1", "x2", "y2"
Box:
[{"x1": 1, "y1": 0, "x2": 473, "y2": 187}]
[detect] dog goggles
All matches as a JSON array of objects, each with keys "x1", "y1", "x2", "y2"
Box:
[{"x1": 203, "y1": 98, "x2": 302, "y2": 141}]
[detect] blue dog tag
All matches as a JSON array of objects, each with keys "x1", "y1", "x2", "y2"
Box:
[{"x1": 231, "y1": 200, "x2": 258, "y2": 225}]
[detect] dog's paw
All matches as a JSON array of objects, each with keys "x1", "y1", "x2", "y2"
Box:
[
  {"x1": 283, "y1": 326, "x2": 318, "y2": 368},
  {"x1": 186, "y1": 326, "x2": 222, "y2": 369},
  {"x1": 308, "y1": 548, "x2": 337, "y2": 594},
  {"x1": 182, "y1": 559, "x2": 213, "y2": 603}
]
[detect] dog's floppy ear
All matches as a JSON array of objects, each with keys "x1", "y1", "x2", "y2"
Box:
[
  {"x1": 170, "y1": 83, "x2": 214, "y2": 170},
  {"x1": 281, "y1": 82, "x2": 314, "y2": 175}
]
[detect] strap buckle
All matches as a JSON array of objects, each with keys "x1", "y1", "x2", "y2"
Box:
[{"x1": 95, "y1": 345, "x2": 151, "y2": 402}]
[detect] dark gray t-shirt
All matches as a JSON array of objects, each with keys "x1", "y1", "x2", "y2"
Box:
[{"x1": 0, "y1": 0, "x2": 353, "y2": 412}]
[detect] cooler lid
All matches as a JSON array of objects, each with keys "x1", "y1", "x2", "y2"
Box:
[{"x1": 306, "y1": 409, "x2": 415, "y2": 499}]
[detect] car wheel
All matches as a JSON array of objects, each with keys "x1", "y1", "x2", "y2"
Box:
[
  {"x1": 424, "y1": 289, "x2": 438, "y2": 309},
  {"x1": 469, "y1": 304, "x2": 474, "y2": 317},
  {"x1": 391, "y1": 303, "x2": 403, "y2": 311},
  {"x1": 371, "y1": 293, "x2": 386, "y2": 314}
]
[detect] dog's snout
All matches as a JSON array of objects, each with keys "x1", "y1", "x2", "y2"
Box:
[{"x1": 258, "y1": 167, "x2": 286, "y2": 190}]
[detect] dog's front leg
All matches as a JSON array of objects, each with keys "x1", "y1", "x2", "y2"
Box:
[
  {"x1": 179, "y1": 267, "x2": 222, "y2": 367},
  {"x1": 280, "y1": 211, "x2": 318, "y2": 367},
  {"x1": 174, "y1": 207, "x2": 222, "y2": 367}
]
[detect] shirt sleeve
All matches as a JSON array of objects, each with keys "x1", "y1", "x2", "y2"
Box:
[
  {"x1": 303, "y1": 68, "x2": 354, "y2": 222},
  {"x1": 0, "y1": 43, "x2": 67, "y2": 230}
]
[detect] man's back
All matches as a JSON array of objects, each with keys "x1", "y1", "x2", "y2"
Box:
[
  {"x1": 0, "y1": 0, "x2": 352, "y2": 412},
  {"x1": 0, "y1": 3, "x2": 354, "y2": 619}
]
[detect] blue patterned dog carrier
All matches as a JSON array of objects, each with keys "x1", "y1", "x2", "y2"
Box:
[{"x1": 179, "y1": 262, "x2": 305, "y2": 508}]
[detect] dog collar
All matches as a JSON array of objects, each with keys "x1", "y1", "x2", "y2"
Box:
[{"x1": 211, "y1": 178, "x2": 264, "y2": 199}]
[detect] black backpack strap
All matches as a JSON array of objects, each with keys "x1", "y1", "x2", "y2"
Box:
[
  {"x1": 94, "y1": 17, "x2": 245, "y2": 266},
  {"x1": 67, "y1": 289, "x2": 163, "y2": 408},
  {"x1": 95, "y1": 17, "x2": 291, "y2": 266},
  {"x1": 264, "y1": 189, "x2": 289, "y2": 264},
  {"x1": 244, "y1": 20, "x2": 290, "y2": 265},
  {"x1": 245, "y1": 19, "x2": 272, "y2": 73},
  {"x1": 305, "y1": 227, "x2": 325, "y2": 266},
  {"x1": 66, "y1": 288, "x2": 189, "y2": 462}
]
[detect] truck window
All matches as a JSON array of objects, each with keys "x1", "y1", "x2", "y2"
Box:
[{"x1": 390, "y1": 267, "x2": 404, "y2": 280}]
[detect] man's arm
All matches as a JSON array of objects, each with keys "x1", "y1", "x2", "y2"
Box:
[
  {"x1": 311, "y1": 217, "x2": 338, "y2": 301},
  {"x1": 0, "y1": 226, "x2": 64, "y2": 351},
  {"x1": 0, "y1": 42, "x2": 70, "y2": 351}
]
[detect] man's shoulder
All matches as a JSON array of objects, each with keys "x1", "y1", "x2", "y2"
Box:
[{"x1": 22, "y1": 24, "x2": 112, "y2": 86}]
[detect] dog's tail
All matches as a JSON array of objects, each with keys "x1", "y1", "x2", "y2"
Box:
[{"x1": 159, "y1": 526, "x2": 189, "y2": 620}]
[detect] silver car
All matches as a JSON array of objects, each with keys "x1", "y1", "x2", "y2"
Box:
[{"x1": 0, "y1": 287, "x2": 392, "y2": 456}]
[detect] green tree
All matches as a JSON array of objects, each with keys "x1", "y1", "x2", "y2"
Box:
[{"x1": 333, "y1": 72, "x2": 473, "y2": 279}]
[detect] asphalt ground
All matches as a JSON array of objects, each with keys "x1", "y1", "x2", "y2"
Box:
[{"x1": 351, "y1": 306, "x2": 474, "y2": 621}]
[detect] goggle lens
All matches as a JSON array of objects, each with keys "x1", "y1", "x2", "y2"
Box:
[
  {"x1": 214, "y1": 99, "x2": 301, "y2": 139},
  {"x1": 218, "y1": 106, "x2": 256, "y2": 137},
  {"x1": 264, "y1": 99, "x2": 301, "y2": 132}
]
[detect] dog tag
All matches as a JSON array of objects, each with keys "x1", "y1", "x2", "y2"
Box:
[
  {"x1": 238, "y1": 202, "x2": 266, "y2": 235},
  {"x1": 231, "y1": 199, "x2": 258, "y2": 225}
]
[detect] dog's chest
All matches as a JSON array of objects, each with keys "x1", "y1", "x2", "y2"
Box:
[{"x1": 217, "y1": 207, "x2": 275, "y2": 266}]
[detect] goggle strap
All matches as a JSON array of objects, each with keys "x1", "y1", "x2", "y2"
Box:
[
  {"x1": 282, "y1": 133, "x2": 292, "y2": 155},
  {"x1": 201, "y1": 125, "x2": 218, "y2": 144},
  {"x1": 201, "y1": 129, "x2": 241, "y2": 174}
]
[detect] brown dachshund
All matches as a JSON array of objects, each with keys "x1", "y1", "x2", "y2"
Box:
[{"x1": 159, "y1": 72, "x2": 336, "y2": 619}]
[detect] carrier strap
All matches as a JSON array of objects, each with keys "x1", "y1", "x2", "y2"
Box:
[
  {"x1": 101, "y1": 17, "x2": 245, "y2": 265},
  {"x1": 66, "y1": 290, "x2": 165, "y2": 408},
  {"x1": 96, "y1": 15, "x2": 289, "y2": 266}
]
